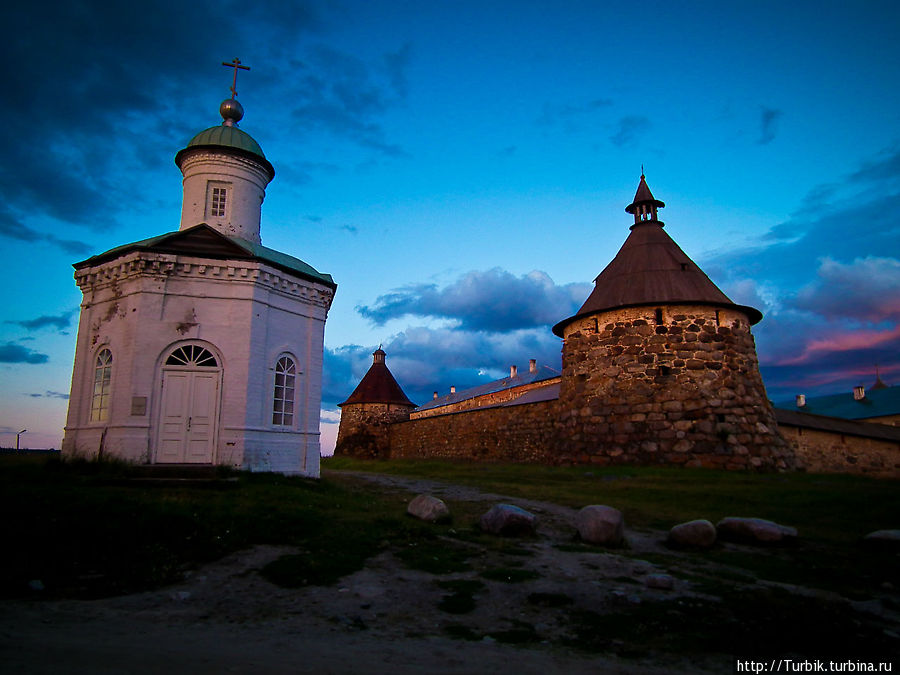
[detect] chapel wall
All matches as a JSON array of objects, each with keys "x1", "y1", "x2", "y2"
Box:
[{"x1": 557, "y1": 304, "x2": 794, "y2": 470}]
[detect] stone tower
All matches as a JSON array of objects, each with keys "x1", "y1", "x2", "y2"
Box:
[
  {"x1": 336, "y1": 348, "x2": 416, "y2": 458},
  {"x1": 552, "y1": 175, "x2": 793, "y2": 470}
]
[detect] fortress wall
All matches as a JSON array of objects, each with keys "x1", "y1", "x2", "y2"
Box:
[
  {"x1": 557, "y1": 305, "x2": 794, "y2": 470},
  {"x1": 335, "y1": 403, "x2": 413, "y2": 459},
  {"x1": 388, "y1": 399, "x2": 560, "y2": 463},
  {"x1": 780, "y1": 424, "x2": 900, "y2": 477}
]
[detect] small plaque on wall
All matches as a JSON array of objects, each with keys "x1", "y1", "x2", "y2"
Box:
[{"x1": 131, "y1": 397, "x2": 147, "y2": 416}]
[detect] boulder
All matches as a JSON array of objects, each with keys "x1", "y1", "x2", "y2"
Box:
[
  {"x1": 716, "y1": 517, "x2": 797, "y2": 545},
  {"x1": 862, "y1": 529, "x2": 900, "y2": 550},
  {"x1": 667, "y1": 519, "x2": 717, "y2": 549},
  {"x1": 575, "y1": 505, "x2": 624, "y2": 547},
  {"x1": 407, "y1": 494, "x2": 450, "y2": 523},
  {"x1": 480, "y1": 504, "x2": 537, "y2": 536}
]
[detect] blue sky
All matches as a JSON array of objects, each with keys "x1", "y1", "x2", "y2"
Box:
[{"x1": 1, "y1": 0, "x2": 899, "y2": 451}]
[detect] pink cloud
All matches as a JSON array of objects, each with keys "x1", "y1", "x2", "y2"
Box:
[{"x1": 776, "y1": 324, "x2": 900, "y2": 366}]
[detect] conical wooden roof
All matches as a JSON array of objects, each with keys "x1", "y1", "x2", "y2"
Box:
[
  {"x1": 553, "y1": 177, "x2": 762, "y2": 336},
  {"x1": 339, "y1": 348, "x2": 416, "y2": 407}
]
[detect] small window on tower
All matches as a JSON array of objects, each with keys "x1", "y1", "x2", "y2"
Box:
[
  {"x1": 206, "y1": 182, "x2": 229, "y2": 219},
  {"x1": 210, "y1": 187, "x2": 226, "y2": 217}
]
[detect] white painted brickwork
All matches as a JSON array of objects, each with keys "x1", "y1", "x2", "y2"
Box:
[{"x1": 62, "y1": 251, "x2": 333, "y2": 477}]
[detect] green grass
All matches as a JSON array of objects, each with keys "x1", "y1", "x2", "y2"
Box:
[
  {"x1": 324, "y1": 457, "x2": 900, "y2": 544},
  {"x1": 0, "y1": 455, "x2": 446, "y2": 597}
]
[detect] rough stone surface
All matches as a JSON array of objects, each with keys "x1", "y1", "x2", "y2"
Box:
[
  {"x1": 406, "y1": 494, "x2": 450, "y2": 523},
  {"x1": 480, "y1": 504, "x2": 537, "y2": 537},
  {"x1": 575, "y1": 505, "x2": 625, "y2": 547},
  {"x1": 667, "y1": 519, "x2": 717, "y2": 549},
  {"x1": 644, "y1": 574, "x2": 675, "y2": 590},
  {"x1": 716, "y1": 517, "x2": 798, "y2": 545},
  {"x1": 557, "y1": 305, "x2": 794, "y2": 470}
]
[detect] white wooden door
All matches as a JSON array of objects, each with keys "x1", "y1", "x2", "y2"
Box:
[{"x1": 157, "y1": 369, "x2": 220, "y2": 463}]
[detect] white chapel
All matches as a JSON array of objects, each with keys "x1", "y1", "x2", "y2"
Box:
[{"x1": 62, "y1": 63, "x2": 336, "y2": 477}]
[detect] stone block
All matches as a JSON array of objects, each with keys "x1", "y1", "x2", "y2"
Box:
[
  {"x1": 716, "y1": 517, "x2": 797, "y2": 545},
  {"x1": 575, "y1": 505, "x2": 625, "y2": 546},
  {"x1": 407, "y1": 494, "x2": 451, "y2": 523},
  {"x1": 667, "y1": 519, "x2": 717, "y2": 549},
  {"x1": 480, "y1": 504, "x2": 537, "y2": 536}
]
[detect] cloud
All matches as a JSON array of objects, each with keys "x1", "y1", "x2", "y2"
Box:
[
  {"x1": 0, "y1": 213, "x2": 91, "y2": 255},
  {"x1": 27, "y1": 391, "x2": 70, "y2": 400},
  {"x1": 289, "y1": 44, "x2": 411, "y2": 157},
  {"x1": 0, "y1": 0, "x2": 335, "y2": 237},
  {"x1": 324, "y1": 267, "x2": 582, "y2": 406},
  {"x1": 758, "y1": 106, "x2": 782, "y2": 145},
  {"x1": 793, "y1": 257, "x2": 900, "y2": 323},
  {"x1": 0, "y1": 343, "x2": 49, "y2": 364},
  {"x1": 322, "y1": 325, "x2": 563, "y2": 408},
  {"x1": 7, "y1": 311, "x2": 74, "y2": 333},
  {"x1": 357, "y1": 268, "x2": 591, "y2": 332},
  {"x1": 610, "y1": 115, "x2": 651, "y2": 147},
  {"x1": 341, "y1": 224, "x2": 359, "y2": 234}
]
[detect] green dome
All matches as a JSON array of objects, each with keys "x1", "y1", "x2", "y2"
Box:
[
  {"x1": 186, "y1": 124, "x2": 267, "y2": 159},
  {"x1": 175, "y1": 123, "x2": 274, "y2": 181}
]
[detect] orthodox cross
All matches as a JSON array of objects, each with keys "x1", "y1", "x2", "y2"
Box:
[{"x1": 222, "y1": 58, "x2": 250, "y2": 99}]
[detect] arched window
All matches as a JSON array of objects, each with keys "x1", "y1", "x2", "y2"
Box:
[
  {"x1": 272, "y1": 356, "x2": 296, "y2": 426},
  {"x1": 90, "y1": 349, "x2": 112, "y2": 422},
  {"x1": 165, "y1": 344, "x2": 218, "y2": 368}
]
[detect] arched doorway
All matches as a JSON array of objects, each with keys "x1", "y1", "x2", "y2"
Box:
[{"x1": 156, "y1": 343, "x2": 222, "y2": 464}]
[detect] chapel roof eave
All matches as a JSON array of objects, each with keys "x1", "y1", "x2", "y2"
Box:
[{"x1": 73, "y1": 224, "x2": 335, "y2": 290}]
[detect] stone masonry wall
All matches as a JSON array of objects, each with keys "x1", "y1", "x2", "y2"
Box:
[
  {"x1": 335, "y1": 403, "x2": 413, "y2": 459},
  {"x1": 780, "y1": 424, "x2": 900, "y2": 478},
  {"x1": 389, "y1": 399, "x2": 559, "y2": 463},
  {"x1": 557, "y1": 305, "x2": 794, "y2": 470}
]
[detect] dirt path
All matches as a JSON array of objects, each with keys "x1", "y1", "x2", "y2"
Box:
[{"x1": 2, "y1": 471, "x2": 892, "y2": 673}]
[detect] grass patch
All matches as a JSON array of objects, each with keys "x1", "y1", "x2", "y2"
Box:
[
  {"x1": 324, "y1": 457, "x2": 900, "y2": 545},
  {"x1": 0, "y1": 455, "x2": 436, "y2": 596}
]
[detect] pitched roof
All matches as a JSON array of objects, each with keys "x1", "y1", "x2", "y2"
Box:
[
  {"x1": 415, "y1": 367, "x2": 558, "y2": 413},
  {"x1": 73, "y1": 224, "x2": 335, "y2": 290},
  {"x1": 774, "y1": 408, "x2": 900, "y2": 443},
  {"x1": 774, "y1": 385, "x2": 900, "y2": 421},
  {"x1": 339, "y1": 349, "x2": 416, "y2": 407},
  {"x1": 553, "y1": 177, "x2": 762, "y2": 336}
]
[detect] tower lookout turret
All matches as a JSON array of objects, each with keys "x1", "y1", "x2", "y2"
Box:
[{"x1": 174, "y1": 59, "x2": 274, "y2": 245}]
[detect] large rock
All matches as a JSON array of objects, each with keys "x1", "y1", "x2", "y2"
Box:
[
  {"x1": 667, "y1": 519, "x2": 717, "y2": 549},
  {"x1": 407, "y1": 494, "x2": 450, "y2": 523},
  {"x1": 716, "y1": 517, "x2": 797, "y2": 545},
  {"x1": 575, "y1": 505, "x2": 624, "y2": 547},
  {"x1": 862, "y1": 529, "x2": 900, "y2": 550},
  {"x1": 480, "y1": 504, "x2": 537, "y2": 536}
]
